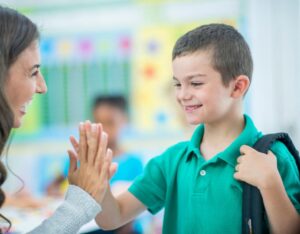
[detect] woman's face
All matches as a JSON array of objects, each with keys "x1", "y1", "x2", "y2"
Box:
[{"x1": 4, "y1": 41, "x2": 47, "y2": 128}]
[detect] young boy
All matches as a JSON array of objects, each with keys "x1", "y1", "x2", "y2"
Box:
[{"x1": 94, "y1": 24, "x2": 300, "y2": 233}]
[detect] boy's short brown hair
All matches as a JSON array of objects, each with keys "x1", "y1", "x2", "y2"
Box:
[{"x1": 172, "y1": 23, "x2": 253, "y2": 86}]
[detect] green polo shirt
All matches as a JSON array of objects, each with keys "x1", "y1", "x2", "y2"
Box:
[{"x1": 129, "y1": 115, "x2": 300, "y2": 234}]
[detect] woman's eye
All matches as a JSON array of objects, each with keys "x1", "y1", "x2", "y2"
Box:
[{"x1": 31, "y1": 70, "x2": 39, "y2": 77}]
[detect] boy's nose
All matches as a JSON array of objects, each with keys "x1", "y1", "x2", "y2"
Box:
[{"x1": 178, "y1": 87, "x2": 192, "y2": 100}]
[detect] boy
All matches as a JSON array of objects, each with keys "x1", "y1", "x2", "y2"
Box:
[{"x1": 94, "y1": 24, "x2": 300, "y2": 233}]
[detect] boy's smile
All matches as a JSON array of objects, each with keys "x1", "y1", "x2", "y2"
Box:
[
  {"x1": 172, "y1": 50, "x2": 235, "y2": 125},
  {"x1": 184, "y1": 104, "x2": 203, "y2": 113}
]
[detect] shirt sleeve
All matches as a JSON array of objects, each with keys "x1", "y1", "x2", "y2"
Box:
[
  {"x1": 27, "y1": 185, "x2": 102, "y2": 234},
  {"x1": 271, "y1": 141, "x2": 300, "y2": 213},
  {"x1": 128, "y1": 156, "x2": 167, "y2": 215}
]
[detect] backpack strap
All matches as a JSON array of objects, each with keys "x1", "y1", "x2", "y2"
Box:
[{"x1": 242, "y1": 132, "x2": 300, "y2": 234}]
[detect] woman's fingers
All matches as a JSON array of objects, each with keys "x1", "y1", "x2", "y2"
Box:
[
  {"x1": 79, "y1": 122, "x2": 88, "y2": 162},
  {"x1": 86, "y1": 123, "x2": 100, "y2": 164},
  {"x1": 70, "y1": 136, "x2": 79, "y2": 154},
  {"x1": 109, "y1": 162, "x2": 118, "y2": 179},
  {"x1": 67, "y1": 149, "x2": 78, "y2": 176}
]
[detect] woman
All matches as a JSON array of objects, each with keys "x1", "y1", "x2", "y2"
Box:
[{"x1": 0, "y1": 5, "x2": 114, "y2": 234}]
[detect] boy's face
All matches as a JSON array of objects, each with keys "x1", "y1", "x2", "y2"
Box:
[{"x1": 172, "y1": 50, "x2": 235, "y2": 125}]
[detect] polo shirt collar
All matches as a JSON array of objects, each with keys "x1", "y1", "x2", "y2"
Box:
[
  {"x1": 186, "y1": 114, "x2": 261, "y2": 166},
  {"x1": 186, "y1": 124, "x2": 205, "y2": 160}
]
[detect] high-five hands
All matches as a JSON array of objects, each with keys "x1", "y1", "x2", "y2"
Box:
[{"x1": 67, "y1": 121, "x2": 117, "y2": 204}]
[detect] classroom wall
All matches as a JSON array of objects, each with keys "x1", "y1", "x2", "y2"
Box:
[
  {"x1": 247, "y1": 0, "x2": 300, "y2": 147},
  {"x1": 2, "y1": 0, "x2": 299, "y2": 195}
]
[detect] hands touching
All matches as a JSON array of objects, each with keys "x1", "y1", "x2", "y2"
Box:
[
  {"x1": 67, "y1": 121, "x2": 117, "y2": 204},
  {"x1": 234, "y1": 145, "x2": 282, "y2": 191}
]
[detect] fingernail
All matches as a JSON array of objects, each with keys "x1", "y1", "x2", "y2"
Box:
[
  {"x1": 79, "y1": 122, "x2": 84, "y2": 130},
  {"x1": 92, "y1": 124, "x2": 97, "y2": 132}
]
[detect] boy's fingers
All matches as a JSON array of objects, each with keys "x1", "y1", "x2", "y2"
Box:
[
  {"x1": 233, "y1": 171, "x2": 244, "y2": 181},
  {"x1": 233, "y1": 172, "x2": 242, "y2": 181},
  {"x1": 236, "y1": 155, "x2": 244, "y2": 163},
  {"x1": 267, "y1": 150, "x2": 275, "y2": 157},
  {"x1": 240, "y1": 145, "x2": 256, "y2": 155}
]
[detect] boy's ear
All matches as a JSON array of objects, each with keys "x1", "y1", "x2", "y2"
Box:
[{"x1": 231, "y1": 75, "x2": 250, "y2": 98}]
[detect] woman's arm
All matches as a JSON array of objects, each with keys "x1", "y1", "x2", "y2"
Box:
[
  {"x1": 29, "y1": 122, "x2": 113, "y2": 233},
  {"x1": 27, "y1": 185, "x2": 101, "y2": 234}
]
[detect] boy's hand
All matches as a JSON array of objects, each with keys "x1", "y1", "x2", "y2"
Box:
[
  {"x1": 234, "y1": 145, "x2": 281, "y2": 190},
  {"x1": 69, "y1": 127, "x2": 117, "y2": 180},
  {"x1": 67, "y1": 121, "x2": 117, "y2": 204}
]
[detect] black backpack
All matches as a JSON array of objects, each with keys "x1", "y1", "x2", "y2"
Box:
[{"x1": 242, "y1": 132, "x2": 300, "y2": 234}]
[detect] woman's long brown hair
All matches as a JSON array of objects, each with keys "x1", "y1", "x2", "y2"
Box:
[{"x1": 0, "y1": 5, "x2": 39, "y2": 230}]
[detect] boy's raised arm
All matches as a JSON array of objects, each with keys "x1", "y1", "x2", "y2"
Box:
[{"x1": 95, "y1": 188, "x2": 146, "y2": 230}]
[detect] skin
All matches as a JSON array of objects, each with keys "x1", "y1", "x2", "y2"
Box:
[
  {"x1": 4, "y1": 41, "x2": 47, "y2": 128},
  {"x1": 172, "y1": 51, "x2": 249, "y2": 160},
  {"x1": 234, "y1": 146, "x2": 300, "y2": 233},
  {"x1": 68, "y1": 121, "x2": 114, "y2": 204},
  {"x1": 4, "y1": 40, "x2": 113, "y2": 205},
  {"x1": 93, "y1": 104, "x2": 138, "y2": 234},
  {"x1": 92, "y1": 51, "x2": 300, "y2": 233},
  {"x1": 172, "y1": 51, "x2": 236, "y2": 126},
  {"x1": 92, "y1": 50, "x2": 250, "y2": 229},
  {"x1": 46, "y1": 104, "x2": 126, "y2": 198}
]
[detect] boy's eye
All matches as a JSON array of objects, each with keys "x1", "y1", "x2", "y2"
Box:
[
  {"x1": 191, "y1": 82, "x2": 203, "y2": 86},
  {"x1": 173, "y1": 83, "x2": 181, "y2": 88}
]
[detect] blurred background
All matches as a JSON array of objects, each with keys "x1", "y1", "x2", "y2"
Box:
[{"x1": 1, "y1": 0, "x2": 300, "y2": 232}]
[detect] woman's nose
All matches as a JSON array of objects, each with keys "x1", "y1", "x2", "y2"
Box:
[{"x1": 36, "y1": 73, "x2": 47, "y2": 94}]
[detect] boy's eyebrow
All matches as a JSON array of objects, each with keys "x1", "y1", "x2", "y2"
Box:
[{"x1": 173, "y1": 74, "x2": 206, "y2": 81}]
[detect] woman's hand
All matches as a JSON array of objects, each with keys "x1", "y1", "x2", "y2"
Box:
[{"x1": 67, "y1": 121, "x2": 116, "y2": 204}]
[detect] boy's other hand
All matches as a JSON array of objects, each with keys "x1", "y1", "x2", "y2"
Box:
[{"x1": 234, "y1": 145, "x2": 281, "y2": 190}]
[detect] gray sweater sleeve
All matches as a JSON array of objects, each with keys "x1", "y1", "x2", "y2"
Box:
[{"x1": 27, "y1": 185, "x2": 102, "y2": 234}]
